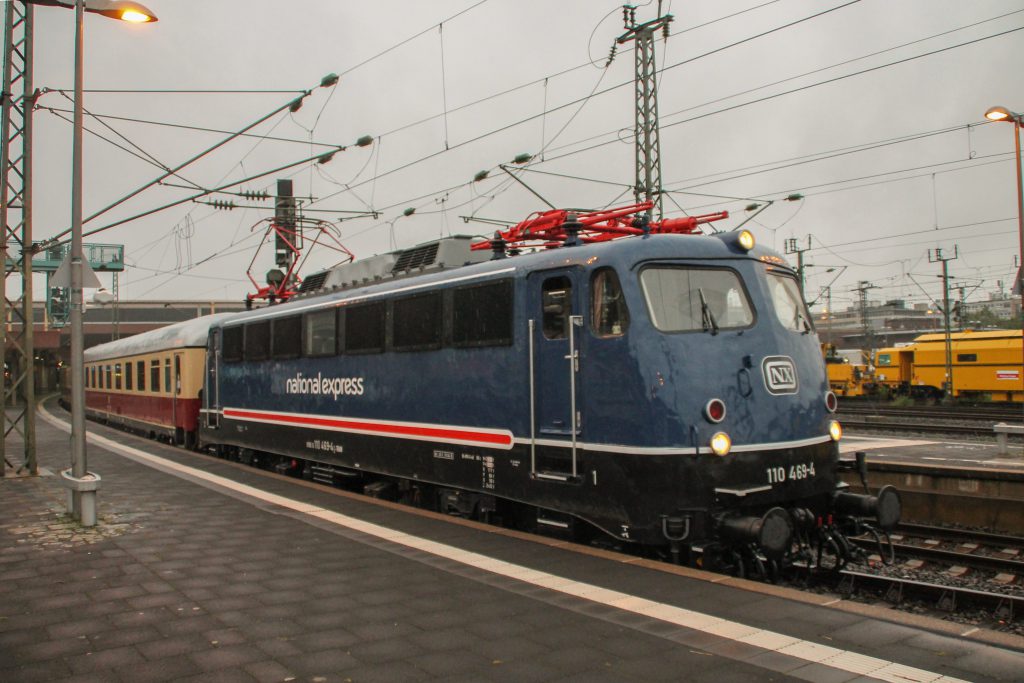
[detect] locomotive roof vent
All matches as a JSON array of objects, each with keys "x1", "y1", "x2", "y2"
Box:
[{"x1": 294, "y1": 236, "x2": 490, "y2": 296}]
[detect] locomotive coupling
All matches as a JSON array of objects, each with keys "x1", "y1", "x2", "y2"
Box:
[
  {"x1": 718, "y1": 507, "x2": 793, "y2": 558},
  {"x1": 832, "y1": 485, "x2": 901, "y2": 530}
]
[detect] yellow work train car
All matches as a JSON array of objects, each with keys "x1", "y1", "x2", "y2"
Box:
[
  {"x1": 821, "y1": 344, "x2": 868, "y2": 396},
  {"x1": 877, "y1": 330, "x2": 1022, "y2": 402},
  {"x1": 873, "y1": 345, "x2": 912, "y2": 393}
]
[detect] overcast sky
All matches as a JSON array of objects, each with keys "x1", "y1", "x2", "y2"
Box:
[{"x1": 25, "y1": 0, "x2": 1024, "y2": 313}]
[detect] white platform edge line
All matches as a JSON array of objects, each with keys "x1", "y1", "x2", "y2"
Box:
[{"x1": 38, "y1": 405, "x2": 970, "y2": 683}]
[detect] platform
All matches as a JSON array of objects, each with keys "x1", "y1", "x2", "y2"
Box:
[
  {"x1": 841, "y1": 432, "x2": 1024, "y2": 471},
  {"x1": 1, "y1": 403, "x2": 1022, "y2": 682}
]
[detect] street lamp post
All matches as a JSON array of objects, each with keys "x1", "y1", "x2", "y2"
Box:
[
  {"x1": 984, "y1": 106, "x2": 1024, "y2": 403},
  {"x1": 985, "y1": 106, "x2": 1024, "y2": 297},
  {"x1": 37, "y1": 0, "x2": 157, "y2": 526}
]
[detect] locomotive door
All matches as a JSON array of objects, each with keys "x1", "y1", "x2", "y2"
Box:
[{"x1": 528, "y1": 269, "x2": 583, "y2": 479}]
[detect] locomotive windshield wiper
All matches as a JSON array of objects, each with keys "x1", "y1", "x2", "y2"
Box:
[{"x1": 697, "y1": 288, "x2": 719, "y2": 336}]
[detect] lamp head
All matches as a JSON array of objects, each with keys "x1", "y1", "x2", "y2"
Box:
[
  {"x1": 985, "y1": 105, "x2": 1020, "y2": 123},
  {"x1": 95, "y1": 1, "x2": 157, "y2": 22}
]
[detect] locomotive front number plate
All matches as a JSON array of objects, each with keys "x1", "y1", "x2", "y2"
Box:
[{"x1": 762, "y1": 356, "x2": 799, "y2": 395}]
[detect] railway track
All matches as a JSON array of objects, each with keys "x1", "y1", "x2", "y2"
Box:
[
  {"x1": 849, "y1": 523, "x2": 1024, "y2": 576},
  {"x1": 831, "y1": 570, "x2": 1022, "y2": 623},
  {"x1": 828, "y1": 522, "x2": 1024, "y2": 629},
  {"x1": 837, "y1": 401, "x2": 1022, "y2": 424},
  {"x1": 837, "y1": 417, "x2": 1008, "y2": 437}
]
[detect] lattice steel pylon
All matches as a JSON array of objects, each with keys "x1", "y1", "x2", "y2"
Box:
[
  {"x1": 617, "y1": 6, "x2": 673, "y2": 223},
  {"x1": 1, "y1": 0, "x2": 37, "y2": 477}
]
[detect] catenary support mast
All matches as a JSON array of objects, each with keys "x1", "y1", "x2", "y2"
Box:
[
  {"x1": 617, "y1": 5, "x2": 672, "y2": 223},
  {"x1": 1, "y1": 0, "x2": 36, "y2": 477}
]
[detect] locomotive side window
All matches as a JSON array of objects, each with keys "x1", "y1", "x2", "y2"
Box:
[
  {"x1": 590, "y1": 268, "x2": 629, "y2": 337},
  {"x1": 137, "y1": 360, "x2": 145, "y2": 392},
  {"x1": 766, "y1": 273, "x2": 813, "y2": 333},
  {"x1": 244, "y1": 320, "x2": 271, "y2": 361},
  {"x1": 303, "y1": 309, "x2": 337, "y2": 357},
  {"x1": 345, "y1": 301, "x2": 385, "y2": 354},
  {"x1": 392, "y1": 292, "x2": 443, "y2": 352},
  {"x1": 452, "y1": 279, "x2": 513, "y2": 348},
  {"x1": 542, "y1": 276, "x2": 572, "y2": 340},
  {"x1": 640, "y1": 267, "x2": 753, "y2": 332},
  {"x1": 150, "y1": 359, "x2": 160, "y2": 392},
  {"x1": 272, "y1": 315, "x2": 302, "y2": 359},
  {"x1": 957, "y1": 353, "x2": 977, "y2": 362},
  {"x1": 222, "y1": 326, "x2": 243, "y2": 363}
]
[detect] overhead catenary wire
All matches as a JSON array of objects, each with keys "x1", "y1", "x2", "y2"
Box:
[{"x1": 76, "y1": 3, "x2": 1017, "y2": 300}]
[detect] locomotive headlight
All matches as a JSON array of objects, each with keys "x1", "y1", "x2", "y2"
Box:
[
  {"x1": 710, "y1": 431, "x2": 732, "y2": 456},
  {"x1": 828, "y1": 420, "x2": 843, "y2": 442},
  {"x1": 737, "y1": 229, "x2": 755, "y2": 251}
]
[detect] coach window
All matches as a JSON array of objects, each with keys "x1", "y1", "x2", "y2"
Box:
[
  {"x1": 542, "y1": 276, "x2": 572, "y2": 340},
  {"x1": 452, "y1": 280, "x2": 514, "y2": 348},
  {"x1": 244, "y1": 320, "x2": 271, "y2": 361},
  {"x1": 125, "y1": 362, "x2": 133, "y2": 391},
  {"x1": 174, "y1": 356, "x2": 181, "y2": 395},
  {"x1": 303, "y1": 309, "x2": 337, "y2": 357},
  {"x1": 105, "y1": 364, "x2": 112, "y2": 389},
  {"x1": 392, "y1": 292, "x2": 443, "y2": 352},
  {"x1": 137, "y1": 360, "x2": 145, "y2": 391},
  {"x1": 150, "y1": 359, "x2": 160, "y2": 392},
  {"x1": 222, "y1": 326, "x2": 243, "y2": 363},
  {"x1": 344, "y1": 301, "x2": 385, "y2": 354},
  {"x1": 590, "y1": 268, "x2": 629, "y2": 338},
  {"x1": 164, "y1": 358, "x2": 171, "y2": 394},
  {"x1": 272, "y1": 315, "x2": 302, "y2": 359}
]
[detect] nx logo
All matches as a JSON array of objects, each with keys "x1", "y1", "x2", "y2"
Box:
[{"x1": 762, "y1": 356, "x2": 799, "y2": 395}]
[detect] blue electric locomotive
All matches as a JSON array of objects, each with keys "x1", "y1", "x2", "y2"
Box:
[{"x1": 198, "y1": 224, "x2": 898, "y2": 565}]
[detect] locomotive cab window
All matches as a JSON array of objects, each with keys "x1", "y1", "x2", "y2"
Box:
[
  {"x1": 542, "y1": 276, "x2": 572, "y2": 340},
  {"x1": 452, "y1": 279, "x2": 513, "y2": 348},
  {"x1": 590, "y1": 268, "x2": 629, "y2": 337},
  {"x1": 640, "y1": 267, "x2": 753, "y2": 333},
  {"x1": 766, "y1": 272, "x2": 813, "y2": 333},
  {"x1": 303, "y1": 309, "x2": 337, "y2": 357},
  {"x1": 272, "y1": 315, "x2": 302, "y2": 359}
]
